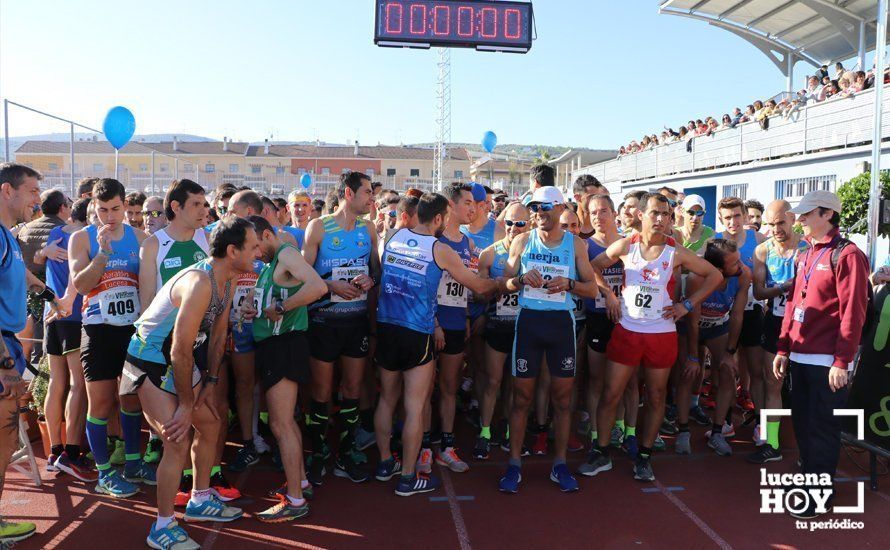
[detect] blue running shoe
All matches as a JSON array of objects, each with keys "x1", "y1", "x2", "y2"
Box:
[
  {"x1": 394, "y1": 474, "x2": 440, "y2": 497},
  {"x1": 375, "y1": 457, "x2": 402, "y2": 482},
  {"x1": 183, "y1": 496, "x2": 243, "y2": 523},
  {"x1": 146, "y1": 520, "x2": 199, "y2": 550},
  {"x1": 621, "y1": 435, "x2": 639, "y2": 460},
  {"x1": 498, "y1": 465, "x2": 522, "y2": 494},
  {"x1": 124, "y1": 460, "x2": 157, "y2": 485},
  {"x1": 95, "y1": 469, "x2": 140, "y2": 498},
  {"x1": 550, "y1": 463, "x2": 579, "y2": 492}
]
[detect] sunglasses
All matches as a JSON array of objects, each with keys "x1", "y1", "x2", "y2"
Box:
[
  {"x1": 666, "y1": 198, "x2": 677, "y2": 208},
  {"x1": 387, "y1": 210, "x2": 397, "y2": 218},
  {"x1": 504, "y1": 220, "x2": 527, "y2": 228},
  {"x1": 143, "y1": 210, "x2": 164, "y2": 218},
  {"x1": 493, "y1": 197, "x2": 506, "y2": 203},
  {"x1": 216, "y1": 206, "x2": 228, "y2": 215},
  {"x1": 686, "y1": 209, "x2": 706, "y2": 217},
  {"x1": 560, "y1": 223, "x2": 575, "y2": 230},
  {"x1": 528, "y1": 202, "x2": 555, "y2": 213}
]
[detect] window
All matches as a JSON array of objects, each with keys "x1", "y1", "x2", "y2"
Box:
[
  {"x1": 342, "y1": 168, "x2": 351, "y2": 174},
  {"x1": 386, "y1": 168, "x2": 396, "y2": 177},
  {"x1": 367, "y1": 168, "x2": 375, "y2": 176},
  {"x1": 205, "y1": 163, "x2": 215, "y2": 173},
  {"x1": 297, "y1": 167, "x2": 307, "y2": 175},
  {"x1": 410, "y1": 168, "x2": 420, "y2": 177},
  {"x1": 774, "y1": 175, "x2": 836, "y2": 200},
  {"x1": 160, "y1": 163, "x2": 169, "y2": 173},
  {"x1": 722, "y1": 183, "x2": 748, "y2": 200},
  {"x1": 92, "y1": 163, "x2": 103, "y2": 172},
  {"x1": 48, "y1": 163, "x2": 58, "y2": 171},
  {"x1": 454, "y1": 170, "x2": 463, "y2": 178},
  {"x1": 276, "y1": 166, "x2": 285, "y2": 174},
  {"x1": 229, "y1": 164, "x2": 239, "y2": 174},
  {"x1": 321, "y1": 167, "x2": 331, "y2": 175},
  {"x1": 139, "y1": 163, "x2": 148, "y2": 172},
  {"x1": 251, "y1": 165, "x2": 261, "y2": 174}
]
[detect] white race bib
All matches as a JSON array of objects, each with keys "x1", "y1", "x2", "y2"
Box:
[
  {"x1": 623, "y1": 284, "x2": 665, "y2": 320},
  {"x1": 573, "y1": 296, "x2": 586, "y2": 321},
  {"x1": 595, "y1": 274, "x2": 623, "y2": 309},
  {"x1": 772, "y1": 292, "x2": 788, "y2": 317},
  {"x1": 496, "y1": 292, "x2": 520, "y2": 316},
  {"x1": 331, "y1": 265, "x2": 369, "y2": 303},
  {"x1": 744, "y1": 286, "x2": 758, "y2": 311},
  {"x1": 523, "y1": 261, "x2": 570, "y2": 303},
  {"x1": 99, "y1": 285, "x2": 139, "y2": 325},
  {"x1": 437, "y1": 271, "x2": 467, "y2": 308}
]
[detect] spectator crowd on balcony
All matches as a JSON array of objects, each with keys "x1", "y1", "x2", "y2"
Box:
[{"x1": 618, "y1": 61, "x2": 890, "y2": 157}]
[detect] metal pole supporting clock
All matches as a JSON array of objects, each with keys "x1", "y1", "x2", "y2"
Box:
[{"x1": 433, "y1": 47, "x2": 451, "y2": 192}]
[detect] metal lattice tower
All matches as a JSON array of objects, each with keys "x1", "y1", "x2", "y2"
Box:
[{"x1": 433, "y1": 47, "x2": 451, "y2": 191}]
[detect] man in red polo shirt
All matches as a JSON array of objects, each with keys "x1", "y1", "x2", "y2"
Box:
[{"x1": 773, "y1": 190, "x2": 870, "y2": 520}]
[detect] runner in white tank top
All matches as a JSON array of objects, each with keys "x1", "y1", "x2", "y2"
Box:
[{"x1": 619, "y1": 233, "x2": 678, "y2": 334}]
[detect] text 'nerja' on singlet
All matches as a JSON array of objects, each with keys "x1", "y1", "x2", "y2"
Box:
[
  {"x1": 252, "y1": 244, "x2": 307, "y2": 342},
  {"x1": 518, "y1": 230, "x2": 576, "y2": 312},
  {"x1": 82, "y1": 224, "x2": 141, "y2": 326},
  {"x1": 154, "y1": 227, "x2": 210, "y2": 289},
  {"x1": 765, "y1": 238, "x2": 809, "y2": 318},
  {"x1": 699, "y1": 275, "x2": 740, "y2": 329},
  {"x1": 310, "y1": 215, "x2": 372, "y2": 324},
  {"x1": 436, "y1": 232, "x2": 477, "y2": 331},
  {"x1": 377, "y1": 228, "x2": 444, "y2": 335},
  {"x1": 486, "y1": 240, "x2": 519, "y2": 330},
  {"x1": 128, "y1": 259, "x2": 230, "y2": 367},
  {"x1": 620, "y1": 233, "x2": 677, "y2": 334}
]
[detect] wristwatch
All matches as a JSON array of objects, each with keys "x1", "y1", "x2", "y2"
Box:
[
  {"x1": 274, "y1": 299, "x2": 285, "y2": 315},
  {"x1": 205, "y1": 374, "x2": 220, "y2": 385},
  {"x1": 0, "y1": 356, "x2": 16, "y2": 370},
  {"x1": 683, "y1": 299, "x2": 694, "y2": 312}
]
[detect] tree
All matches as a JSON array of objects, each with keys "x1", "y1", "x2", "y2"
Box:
[
  {"x1": 836, "y1": 171, "x2": 890, "y2": 238},
  {"x1": 535, "y1": 150, "x2": 553, "y2": 165}
]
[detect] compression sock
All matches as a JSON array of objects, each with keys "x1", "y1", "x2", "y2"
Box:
[
  {"x1": 338, "y1": 399, "x2": 360, "y2": 456},
  {"x1": 120, "y1": 409, "x2": 143, "y2": 469},
  {"x1": 625, "y1": 425, "x2": 636, "y2": 438},
  {"x1": 479, "y1": 425, "x2": 491, "y2": 440},
  {"x1": 767, "y1": 420, "x2": 781, "y2": 450},
  {"x1": 306, "y1": 400, "x2": 329, "y2": 457},
  {"x1": 86, "y1": 416, "x2": 110, "y2": 473}
]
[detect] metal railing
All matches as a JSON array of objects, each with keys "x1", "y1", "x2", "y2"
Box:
[{"x1": 574, "y1": 83, "x2": 890, "y2": 186}]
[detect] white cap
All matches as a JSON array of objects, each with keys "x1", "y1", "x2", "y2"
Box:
[
  {"x1": 681, "y1": 194, "x2": 706, "y2": 211},
  {"x1": 528, "y1": 186, "x2": 565, "y2": 205},
  {"x1": 789, "y1": 190, "x2": 842, "y2": 215}
]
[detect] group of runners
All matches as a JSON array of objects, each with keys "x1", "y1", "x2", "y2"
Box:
[{"x1": 0, "y1": 160, "x2": 879, "y2": 547}]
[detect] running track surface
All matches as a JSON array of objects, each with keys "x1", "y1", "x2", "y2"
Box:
[{"x1": 5, "y1": 420, "x2": 888, "y2": 549}]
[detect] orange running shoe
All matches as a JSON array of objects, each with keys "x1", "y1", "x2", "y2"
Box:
[
  {"x1": 416, "y1": 448, "x2": 433, "y2": 474},
  {"x1": 210, "y1": 471, "x2": 242, "y2": 501}
]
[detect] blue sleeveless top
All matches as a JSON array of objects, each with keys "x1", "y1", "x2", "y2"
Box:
[
  {"x1": 0, "y1": 224, "x2": 26, "y2": 332},
  {"x1": 486, "y1": 241, "x2": 519, "y2": 329},
  {"x1": 82, "y1": 224, "x2": 141, "y2": 326},
  {"x1": 282, "y1": 225, "x2": 305, "y2": 249},
  {"x1": 377, "y1": 229, "x2": 444, "y2": 334},
  {"x1": 518, "y1": 230, "x2": 576, "y2": 312},
  {"x1": 309, "y1": 216, "x2": 372, "y2": 324},
  {"x1": 717, "y1": 228, "x2": 758, "y2": 269},
  {"x1": 436, "y1": 233, "x2": 474, "y2": 330},
  {"x1": 461, "y1": 218, "x2": 497, "y2": 254},
  {"x1": 699, "y1": 276, "x2": 740, "y2": 328},
  {"x1": 45, "y1": 225, "x2": 82, "y2": 322},
  {"x1": 585, "y1": 238, "x2": 624, "y2": 314}
]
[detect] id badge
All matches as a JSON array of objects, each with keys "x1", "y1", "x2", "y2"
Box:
[{"x1": 793, "y1": 306, "x2": 805, "y2": 323}]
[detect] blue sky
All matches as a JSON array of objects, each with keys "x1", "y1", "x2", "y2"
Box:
[{"x1": 0, "y1": 1, "x2": 836, "y2": 149}]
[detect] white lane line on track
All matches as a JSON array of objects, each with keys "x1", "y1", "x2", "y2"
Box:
[
  {"x1": 653, "y1": 479, "x2": 733, "y2": 550},
  {"x1": 441, "y1": 469, "x2": 472, "y2": 550}
]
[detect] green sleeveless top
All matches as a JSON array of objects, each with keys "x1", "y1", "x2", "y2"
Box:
[{"x1": 252, "y1": 243, "x2": 307, "y2": 342}]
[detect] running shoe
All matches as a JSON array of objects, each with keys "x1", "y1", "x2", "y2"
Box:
[
  {"x1": 675, "y1": 432, "x2": 692, "y2": 455},
  {"x1": 334, "y1": 455, "x2": 370, "y2": 483},
  {"x1": 0, "y1": 519, "x2": 36, "y2": 544},
  {"x1": 307, "y1": 454, "x2": 327, "y2": 486},
  {"x1": 47, "y1": 453, "x2": 59, "y2": 473},
  {"x1": 256, "y1": 496, "x2": 310, "y2": 523},
  {"x1": 355, "y1": 427, "x2": 376, "y2": 451},
  {"x1": 704, "y1": 422, "x2": 736, "y2": 439},
  {"x1": 395, "y1": 474, "x2": 440, "y2": 497},
  {"x1": 143, "y1": 438, "x2": 163, "y2": 464},
  {"x1": 689, "y1": 405, "x2": 711, "y2": 426},
  {"x1": 375, "y1": 457, "x2": 402, "y2": 481},
  {"x1": 210, "y1": 471, "x2": 242, "y2": 501},
  {"x1": 633, "y1": 456, "x2": 655, "y2": 482},
  {"x1": 270, "y1": 482, "x2": 314, "y2": 501},
  {"x1": 708, "y1": 432, "x2": 733, "y2": 456},
  {"x1": 109, "y1": 439, "x2": 126, "y2": 466},
  {"x1": 499, "y1": 441, "x2": 531, "y2": 456},
  {"x1": 253, "y1": 435, "x2": 272, "y2": 455},
  {"x1": 659, "y1": 418, "x2": 679, "y2": 435},
  {"x1": 621, "y1": 435, "x2": 639, "y2": 459},
  {"x1": 577, "y1": 450, "x2": 612, "y2": 477},
  {"x1": 146, "y1": 520, "x2": 199, "y2": 550},
  {"x1": 665, "y1": 403, "x2": 678, "y2": 422},
  {"x1": 436, "y1": 447, "x2": 470, "y2": 473},
  {"x1": 183, "y1": 495, "x2": 243, "y2": 523},
  {"x1": 752, "y1": 423, "x2": 765, "y2": 447},
  {"x1": 567, "y1": 433, "x2": 585, "y2": 453},
  {"x1": 736, "y1": 388, "x2": 755, "y2": 411},
  {"x1": 577, "y1": 415, "x2": 591, "y2": 437},
  {"x1": 498, "y1": 465, "x2": 521, "y2": 494},
  {"x1": 54, "y1": 451, "x2": 99, "y2": 482},
  {"x1": 746, "y1": 445, "x2": 783, "y2": 464},
  {"x1": 175, "y1": 474, "x2": 192, "y2": 507},
  {"x1": 531, "y1": 431, "x2": 548, "y2": 455},
  {"x1": 549, "y1": 463, "x2": 579, "y2": 493},
  {"x1": 229, "y1": 445, "x2": 260, "y2": 473},
  {"x1": 473, "y1": 437, "x2": 490, "y2": 460},
  {"x1": 653, "y1": 435, "x2": 666, "y2": 452},
  {"x1": 416, "y1": 448, "x2": 433, "y2": 474},
  {"x1": 609, "y1": 426, "x2": 624, "y2": 447},
  {"x1": 699, "y1": 394, "x2": 716, "y2": 409},
  {"x1": 95, "y1": 469, "x2": 140, "y2": 498},
  {"x1": 124, "y1": 460, "x2": 158, "y2": 485}
]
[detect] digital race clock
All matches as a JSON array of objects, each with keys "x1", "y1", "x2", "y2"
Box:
[{"x1": 374, "y1": 0, "x2": 534, "y2": 53}]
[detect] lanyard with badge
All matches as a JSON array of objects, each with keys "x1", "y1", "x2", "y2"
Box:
[{"x1": 793, "y1": 237, "x2": 834, "y2": 324}]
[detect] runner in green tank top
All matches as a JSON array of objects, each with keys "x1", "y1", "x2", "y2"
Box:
[{"x1": 247, "y1": 216, "x2": 327, "y2": 523}]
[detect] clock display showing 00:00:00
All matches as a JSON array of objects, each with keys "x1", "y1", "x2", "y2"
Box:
[{"x1": 377, "y1": 1, "x2": 531, "y2": 45}]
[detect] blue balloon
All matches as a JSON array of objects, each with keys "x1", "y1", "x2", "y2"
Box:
[
  {"x1": 482, "y1": 131, "x2": 497, "y2": 153},
  {"x1": 102, "y1": 106, "x2": 136, "y2": 150},
  {"x1": 300, "y1": 173, "x2": 312, "y2": 189}
]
